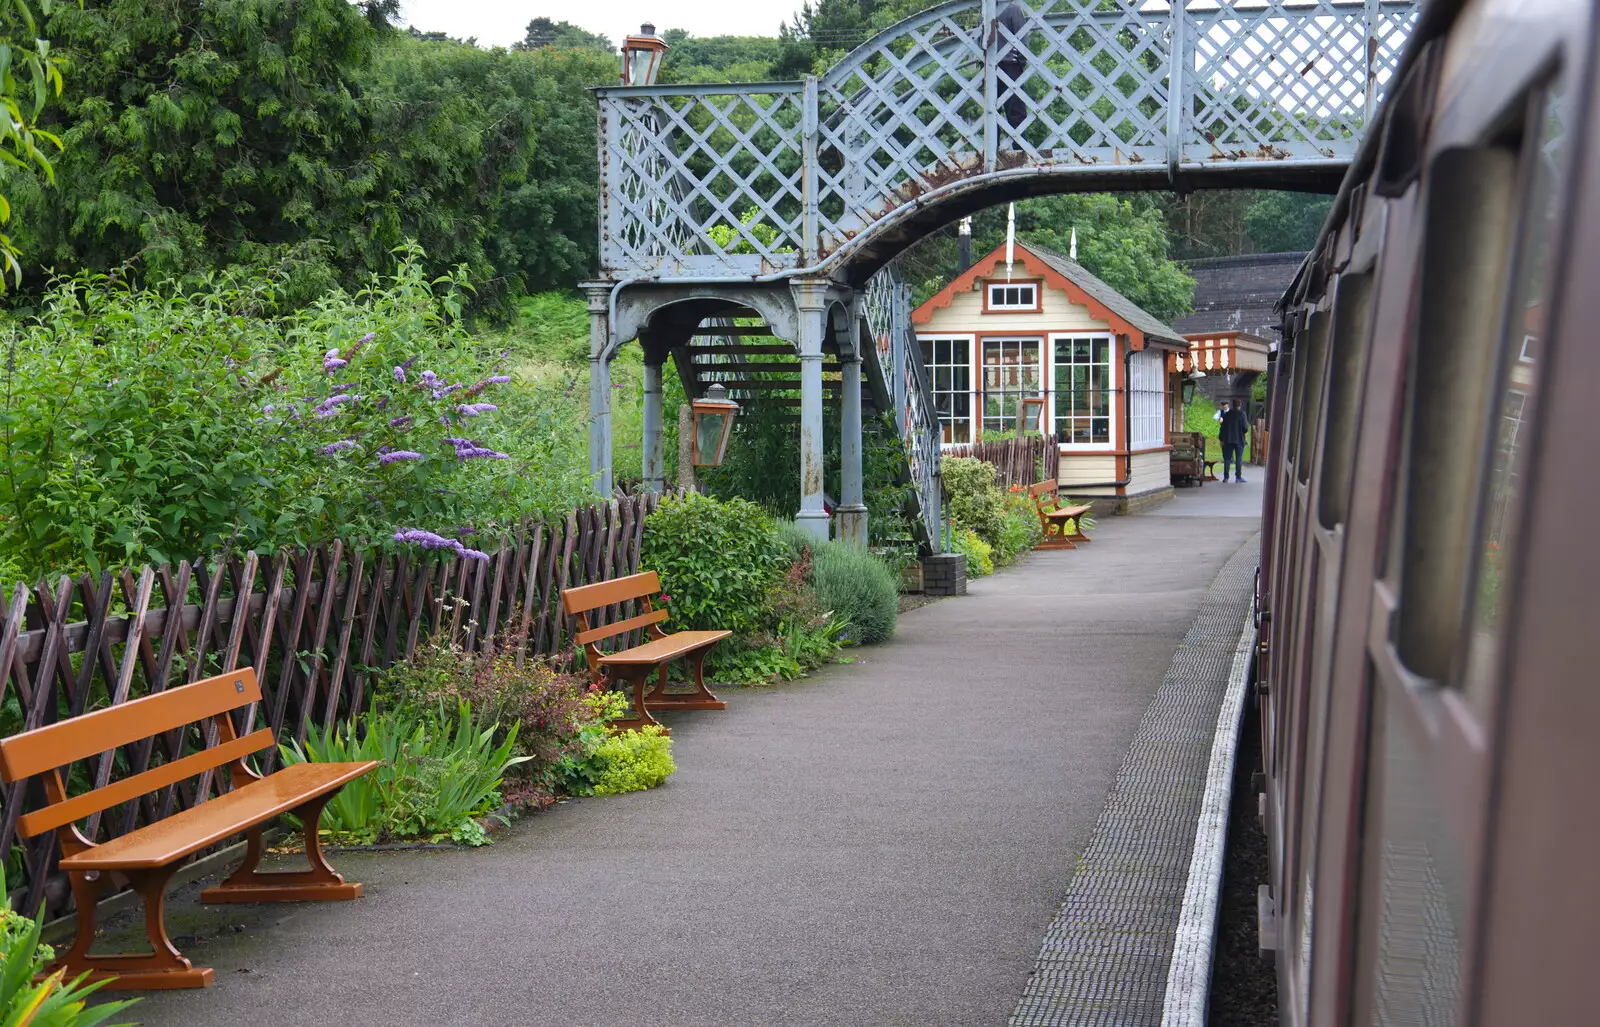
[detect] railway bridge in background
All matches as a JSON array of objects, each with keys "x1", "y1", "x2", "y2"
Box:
[{"x1": 584, "y1": 0, "x2": 1420, "y2": 544}]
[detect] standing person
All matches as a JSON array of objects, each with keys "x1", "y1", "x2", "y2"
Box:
[
  {"x1": 1216, "y1": 399, "x2": 1249, "y2": 482},
  {"x1": 996, "y1": 2, "x2": 1028, "y2": 131}
]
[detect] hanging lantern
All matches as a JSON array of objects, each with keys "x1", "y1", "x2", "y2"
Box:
[
  {"x1": 620, "y1": 23, "x2": 668, "y2": 87},
  {"x1": 1182, "y1": 369, "x2": 1206, "y2": 406},
  {"x1": 1019, "y1": 395, "x2": 1047, "y2": 436},
  {"x1": 691, "y1": 383, "x2": 740, "y2": 466}
]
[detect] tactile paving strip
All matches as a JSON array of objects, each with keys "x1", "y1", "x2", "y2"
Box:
[{"x1": 1008, "y1": 536, "x2": 1261, "y2": 1027}]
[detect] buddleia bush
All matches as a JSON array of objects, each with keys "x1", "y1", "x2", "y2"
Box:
[{"x1": 0, "y1": 248, "x2": 590, "y2": 579}]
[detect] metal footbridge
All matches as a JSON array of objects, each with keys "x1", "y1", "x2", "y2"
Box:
[{"x1": 583, "y1": 0, "x2": 1419, "y2": 543}]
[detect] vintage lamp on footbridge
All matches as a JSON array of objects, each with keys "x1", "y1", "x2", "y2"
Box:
[{"x1": 620, "y1": 24, "x2": 667, "y2": 86}]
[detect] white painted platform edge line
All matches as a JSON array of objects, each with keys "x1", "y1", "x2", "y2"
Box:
[{"x1": 1160, "y1": 615, "x2": 1257, "y2": 1027}]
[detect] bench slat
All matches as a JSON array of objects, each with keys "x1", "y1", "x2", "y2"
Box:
[
  {"x1": 17, "y1": 728, "x2": 276, "y2": 840},
  {"x1": 59, "y1": 760, "x2": 377, "y2": 871},
  {"x1": 597, "y1": 629, "x2": 732, "y2": 666},
  {"x1": 0, "y1": 670, "x2": 262, "y2": 783},
  {"x1": 561, "y1": 571, "x2": 661, "y2": 615},
  {"x1": 575, "y1": 607, "x2": 670, "y2": 646}
]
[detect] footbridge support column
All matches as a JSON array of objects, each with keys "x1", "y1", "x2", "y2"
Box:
[
  {"x1": 836, "y1": 295, "x2": 868, "y2": 546},
  {"x1": 583, "y1": 283, "x2": 613, "y2": 498},
  {"x1": 792, "y1": 279, "x2": 831, "y2": 541},
  {"x1": 641, "y1": 357, "x2": 665, "y2": 493}
]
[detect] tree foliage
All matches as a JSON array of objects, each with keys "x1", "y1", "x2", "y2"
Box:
[
  {"x1": 516, "y1": 18, "x2": 610, "y2": 53},
  {"x1": 3, "y1": 3, "x2": 615, "y2": 318},
  {"x1": 0, "y1": 0, "x2": 71, "y2": 289},
  {"x1": 898, "y1": 193, "x2": 1194, "y2": 323}
]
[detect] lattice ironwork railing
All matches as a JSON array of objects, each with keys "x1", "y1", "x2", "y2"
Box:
[
  {"x1": 597, "y1": 0, "x2": 1420, "y2": 278},
  {"x1": 863, "y1": 266, "x2": 944, "y2": 547}
]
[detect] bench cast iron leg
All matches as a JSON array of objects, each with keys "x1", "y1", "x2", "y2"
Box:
[
  {"x1": 48, "y1": 863, "x2": 214, "y2": 989},
  {"x1": 606, "y1": 665, "x2": 666, "y2": 734},
  {"x1": 200, "y1": 793, "x2": 363, "y2": 903},
  {"x1": 643, "y1": 649, "x2": 727, "y2": 712}
]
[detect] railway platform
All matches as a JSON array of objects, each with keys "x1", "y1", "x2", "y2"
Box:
[{"x1": 101, "y1": 483, "x2": 1262, "y2": 1027}]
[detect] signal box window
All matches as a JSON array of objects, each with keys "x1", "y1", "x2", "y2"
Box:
[{"x1": 986, "y1": 282, "x2": 1040, "y2": 312}]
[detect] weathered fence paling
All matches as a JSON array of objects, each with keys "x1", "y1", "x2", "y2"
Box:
[
  {"x1": 0, "y1": 491, "x2": 673, "y2": 918},
  {"x1": 945, "y1": 437, "x2": 1061, "y2": 492}
]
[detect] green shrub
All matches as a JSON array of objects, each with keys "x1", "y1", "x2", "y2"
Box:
[
  {"x1": 640, "y1": 492, "x2": 788, "y2": 638},
  {"x1": 555, "y1": 692, "x2": 676, "y2": 795},
  {"x1": 953, "y1": 529, "x2": 994, "y2": 577},
  {"x1": 942, "y1": 456, "x2": 1009, "y2": 542},
  {"x1": 772, "y1": 518, "x2": 821, "y2": 563},
  {"x1": 282, "y1": 701, "x2": 531, "y2": 846},
  {"x1": 376, "y1": 639, "x2": 590, "y2": 798},
  {"x1": 812, "y1": 542, "x2": 899, "y2": 645},
  {"x1": 992, "y1": 492, "x2": 1045, "y2": 566},
  {"x1": 589, "y1": 727, "x2": 676, "y2": 795}
]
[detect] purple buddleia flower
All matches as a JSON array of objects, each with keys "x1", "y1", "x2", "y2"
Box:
[
  {"x1": 431, "y1": 383, "x2": 463, "y2": 400},
  {"x1": 399, "y1": 355, "x2": 419, "y2": 371},
  {"x1": 358, "y1": 332, "x2": 376, "y2": 344},
  {"x1": 314, "y1": 394, "x2": 354, "y2": 419},
  {"x1": 484, "y1": 375, "x2": 512, "y2": 385},
  {"x1": 456, "y1": 446, "x2": 509, "y2": 461},
  {"x1": 393, "y1": 366, "x2": 406, "y2": 383},
  {"x1": 459, "y1": 548, "x2": 490, "y2": 562},
  {"x1": 379, "y1": 450, "x2": 424, "y2": 465},
  {"x1": 393, "y1": 529, "x2": 460, "y2": 551},
  {"x1": 389, "y1": 415, "x2": 414, "y2": 429},
  {"x1": 456, "y1": 403, "x2": 497, "y2": 417},
  {"x1": 329, "y1": 383, "x2": 356, "y2": 394},
  {"x1": 320, "y1": 440, "x2": 359, "y2": 455},
  {"x1": 323, "y1": 348, "x2": 347, "y2": 373},
  {"x1": 262, "y1": 404, "x2": 275, "y2": 415},
  {"x1": 420, "y1": 370, "x2": 438, "y2": 386}
]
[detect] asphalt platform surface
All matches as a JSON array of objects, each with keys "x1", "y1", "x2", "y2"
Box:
[{"x1": 119, "y1": 483, "x2": 1260, "y2": 1027}]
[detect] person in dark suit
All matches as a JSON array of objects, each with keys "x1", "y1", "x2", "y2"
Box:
[{"x1": 1217, "y1": 400, "x2": 1250, "y2": 482}]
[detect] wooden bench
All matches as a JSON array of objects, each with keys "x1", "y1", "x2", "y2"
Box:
[
  {"x1": 561, "y1": 570, "x2": 731, "y2": 733},
  {"x1": 0, "y1": 669, "x2": 376, "y2": 990},
  {"x1": 1025, "y1": 480, "x2": 1094, "y2": 550}
]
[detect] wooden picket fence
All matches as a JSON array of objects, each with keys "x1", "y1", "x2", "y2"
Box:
[
  {"x1": 944, "y1": 436, "x2": 1061, "y2": 491},
  {"x1": 0, "y1": 491, "x2": 676, "y2": 918}
]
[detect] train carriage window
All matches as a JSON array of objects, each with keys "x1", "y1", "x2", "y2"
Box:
[
  {"x1": 1295, "y1": 309, "x2": 1333, "y2": 485},
  {"x1": 1318, "y1": 272, "x2": 1376, "y2": 529},
  {"x1": 1393, "y1": 138, "x2": 1523, "y2": 683},
  {"x1": 1461, "y1": 83, "x2": 1567, "y2": 711}
]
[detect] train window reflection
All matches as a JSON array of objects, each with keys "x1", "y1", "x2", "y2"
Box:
[
  {"x1": 1393, "y1": 142, "x2": 1521, "y2": 683},
  {"x1": 1318, "y1": 272, "x2": 1376, "y2": 529},
  {"x1": 1461, "y1": 83, "x2": 1566, "y2": 711}
]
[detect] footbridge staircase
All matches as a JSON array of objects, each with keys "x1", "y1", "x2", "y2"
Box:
[{"x1": 583, "y1": 0, "x2": 1421, "y2": 544}]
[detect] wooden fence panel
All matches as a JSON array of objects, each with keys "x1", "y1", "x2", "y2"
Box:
[{"x1": 0, "y1": 491, "x2": 678, "y2": 913}]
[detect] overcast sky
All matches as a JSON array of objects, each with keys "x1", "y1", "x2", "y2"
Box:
[{"x1": 398, "y1": 1, "x2": 799, "y2": 48}]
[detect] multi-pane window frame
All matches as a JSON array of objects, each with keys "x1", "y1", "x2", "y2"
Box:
[
  {"x1": 983, "y1": 279, "x2": 1043, "y2": 313},
  {"x1": 918, "y1": 334, "x2": 975, "y2": 445},
  {"x1": 1050, "y1": 333, "x2": 1116, "y2": 450},
  {"x1": 980, "y1": 335, "x2": 1045, "y2": 437},
  {"x1": 1127, "y1": 346, "x2": 1167, "y2": 451}
]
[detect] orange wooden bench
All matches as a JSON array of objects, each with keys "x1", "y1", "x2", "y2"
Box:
[
  {"x1": 0, "y1": 669, "x2": 376, "y2": 990},
  {"x1": 561, "y1": 570, "x2": 731, "y2": 733},
  {"x1": 1025, "y1": 480, "x2": 1093, "y2": 550}
]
